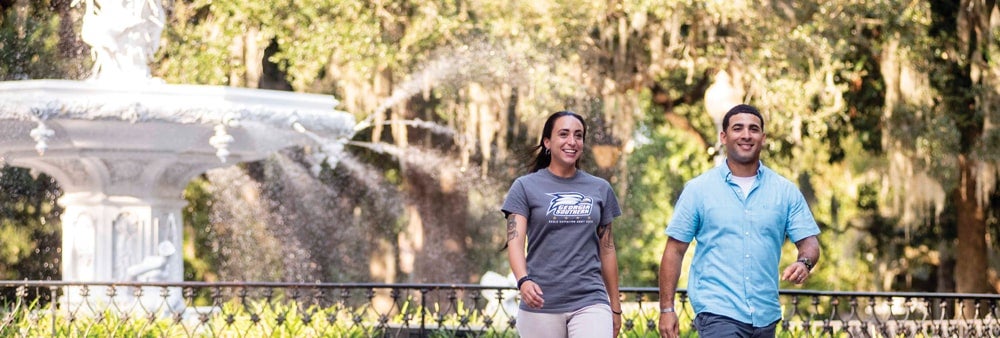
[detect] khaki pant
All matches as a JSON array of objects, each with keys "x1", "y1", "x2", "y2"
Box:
[{"x1": 515, "y1": 303, "x2": 613, "y2": 338}]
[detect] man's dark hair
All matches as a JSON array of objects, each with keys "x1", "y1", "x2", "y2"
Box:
[{"x1": 721, "y1": 104, "x2": 764, "y2": 131}]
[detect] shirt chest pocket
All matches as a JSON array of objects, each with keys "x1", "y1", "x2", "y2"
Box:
[{"x1": 750, "y1": 205, "x2": 785, "y2": 240}]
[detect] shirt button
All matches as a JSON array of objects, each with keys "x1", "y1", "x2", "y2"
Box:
[
  {"x1": 745, "y1": 232, "x2": 750, "y2": 236},
  {"x1": 745, "y1": 276, "x2": 750, "y2": 280},
  {"x1": 745, "y1": 254, "x2": 750, "y2": 258}
]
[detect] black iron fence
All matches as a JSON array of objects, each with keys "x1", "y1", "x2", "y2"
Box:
[{"x1": 1, "y1": 281, "x2": 999, "y2": 337}]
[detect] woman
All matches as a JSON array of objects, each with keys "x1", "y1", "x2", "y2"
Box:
[{"x1": 502, "y1": 110, "x2": 623, "y2": 337}]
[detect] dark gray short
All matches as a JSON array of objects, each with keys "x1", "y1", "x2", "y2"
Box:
[{"x1": 693, "y1": 312, "x2": 779, "y2": 338}]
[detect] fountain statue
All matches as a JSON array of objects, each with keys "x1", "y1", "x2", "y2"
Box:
[
  {"x1": 0, "y1": 0, "x2": 355, "y2": 310},
  {"x1": 80, "y1": 0, "x2": 165, "y2": 83},
  {"x1": 125, "y1": 240, "x2": 176, "y2": 282}
]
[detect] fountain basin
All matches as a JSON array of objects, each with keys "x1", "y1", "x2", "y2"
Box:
[
  {"x1": 0, "y1": 79, "x2": 354, "y2": 195},
  {"x1": 0, "y1": 80, "x2": 353, "y2": 165}
]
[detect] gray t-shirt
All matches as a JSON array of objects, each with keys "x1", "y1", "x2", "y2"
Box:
[{"x1": 502, "y1": 169, "x2": 622, "y2": 313}]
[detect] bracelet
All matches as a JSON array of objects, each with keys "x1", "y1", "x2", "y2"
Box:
[
  {"x1": 660, "y1": 307, "x2": 675, "y2": 314},
  {"x1": 611, "y1": 309, "x2": 622, "y2": 315},
  {"x1": 516, "y1": 275, "x2": 532, "y2": 289}
]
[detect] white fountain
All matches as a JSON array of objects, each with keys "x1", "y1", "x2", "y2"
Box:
[{"x1": 0, "y1": 0, "x2": 354, "y2": 310}]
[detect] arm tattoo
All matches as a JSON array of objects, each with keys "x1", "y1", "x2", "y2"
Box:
[
  {"x1": 597, "y1": 224, "x2": 615, "y2": 250},
  {"x1": 506, "y1": 216, "x2": 518, "y2": 243}
]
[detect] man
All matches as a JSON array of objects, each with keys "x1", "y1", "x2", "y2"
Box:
[{"x1": 658, "y1": 104, "x2": 821, "y2": 338}]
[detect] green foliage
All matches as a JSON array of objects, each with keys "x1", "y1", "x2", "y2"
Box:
[
  {"x1": 615, "y1": 307, "x2": 696, "y2": 338},
  {"x1": 181, "y1": 176, "x2": 219, "y2": 299},
  {"x1": 0, "y1": 167, "x2": 62, "y2": 280},
  {"x1": 0, "y1": 1, "x2": 78, "y2": 284},
  {"x1": 1, "y1": 295, "x2": 524, "y2": 337},
  {"x1": 617, "y1": 100, "x2": 713, "y2": 287},
  {"x1": 0, "y1": 1, "x2": 87, "y2": 80},
  {"x1": 7, "y1": 301, "x2": 186, "y2": 337},
  {"x1": 154, "y1": 1, "x2": 238, "y2": 85}
]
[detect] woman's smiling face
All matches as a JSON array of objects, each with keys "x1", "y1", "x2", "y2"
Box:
[{"x1": 543, "y1": 115, "x2": 585, "y2": 169}]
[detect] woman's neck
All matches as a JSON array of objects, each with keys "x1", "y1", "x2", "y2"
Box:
[{"x1": 547, "y1": 165, "x2": 577, "y2": 178}]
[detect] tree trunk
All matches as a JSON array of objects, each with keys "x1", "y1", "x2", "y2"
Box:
[
  {"x1": 953, "y1": 0, "x2": 996, "y2": 296},
  {"x1": 402, "y1": 168, "x2": 471, "y2": 283},
  {"x1": 52, "y1": 0, "x2": 84, "y2": 60},
  {"x1": 953, "y1": 155, "x2": 990, "y2": 294}
]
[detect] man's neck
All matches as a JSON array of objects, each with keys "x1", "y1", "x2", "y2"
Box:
[{"x1": 727, "y1": 160, "x2": 759, "y2": 177}]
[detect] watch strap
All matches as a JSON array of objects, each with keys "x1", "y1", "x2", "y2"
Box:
[{"x1": 797, "y1": 257, "x2": 814, "y2": 271}]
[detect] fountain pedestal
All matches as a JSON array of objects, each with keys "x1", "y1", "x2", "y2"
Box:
[
  {"x1": 60, "y1": 193, "x2": 187, "y2": 283},
  {"x1": 59, "y1": 191, "x2": 189, "y2": 311}
]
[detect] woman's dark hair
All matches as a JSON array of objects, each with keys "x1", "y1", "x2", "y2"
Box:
[{"x1": 530, "y1": 110, "x2": 586, "y2": 172}]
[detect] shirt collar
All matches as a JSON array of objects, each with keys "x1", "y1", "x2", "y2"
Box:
[{"x1": 720, "y1": 160, "x2": 764, "y2": 181}]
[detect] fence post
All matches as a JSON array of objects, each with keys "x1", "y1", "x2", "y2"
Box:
[
  {"x1": 420, "y1": 287, "x2": 429, "y2": 337},
  {"x1": 48, "y1": 286, "x2": 57, "y2": 338}
]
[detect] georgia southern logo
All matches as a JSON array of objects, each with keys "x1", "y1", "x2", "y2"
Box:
[{"x1": 546, "y1": 192, "x2": 594, "y2": 216}]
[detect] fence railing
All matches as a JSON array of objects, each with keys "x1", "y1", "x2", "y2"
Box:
[{"x1": 1, "y1": 281, "x2": 999, "y2": 337}]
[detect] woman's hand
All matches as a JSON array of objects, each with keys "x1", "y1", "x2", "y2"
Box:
[
  {"x1": 518, "y1": 280, "x2": 544, "y2": 308},
  {"x1": 612, "y1": 311, "x2": 622, "y2": 337}
]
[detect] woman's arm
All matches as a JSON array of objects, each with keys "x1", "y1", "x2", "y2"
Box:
[
  {"x1": 507, "y1": 213, "x2": 543, "y2": 308},
  {"x1": 598, "y1": 222, "x2": 622, "y2": 336}
]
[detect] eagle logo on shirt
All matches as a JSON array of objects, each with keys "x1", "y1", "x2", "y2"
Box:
[{"x1": 546, "y1": 192, "x2": 594, "y2": 216}]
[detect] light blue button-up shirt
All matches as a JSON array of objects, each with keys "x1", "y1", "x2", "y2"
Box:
[{"x1": 666, "y1": 161, "x2": 820, "y2": 327}]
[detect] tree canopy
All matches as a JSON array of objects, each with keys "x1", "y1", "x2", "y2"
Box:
[{"x1": 1, "y1": 0, "x2": 998, "y2": 293}]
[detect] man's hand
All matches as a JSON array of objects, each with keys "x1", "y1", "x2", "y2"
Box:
[
  {"x1": 781, "y1": 261, "x2": 811, "y2": 284},
  {"x1": 658, "y1": 311, "x2": 679, "y2": 338}
]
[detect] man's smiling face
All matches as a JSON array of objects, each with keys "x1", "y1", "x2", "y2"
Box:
[{"x1": 721, "y1": 112, "x2": 765, "y2": 165}]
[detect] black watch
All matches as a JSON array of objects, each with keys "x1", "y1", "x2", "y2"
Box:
[{"x1": 796, "y1": 258, "x2": 814, "y2": 271}]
